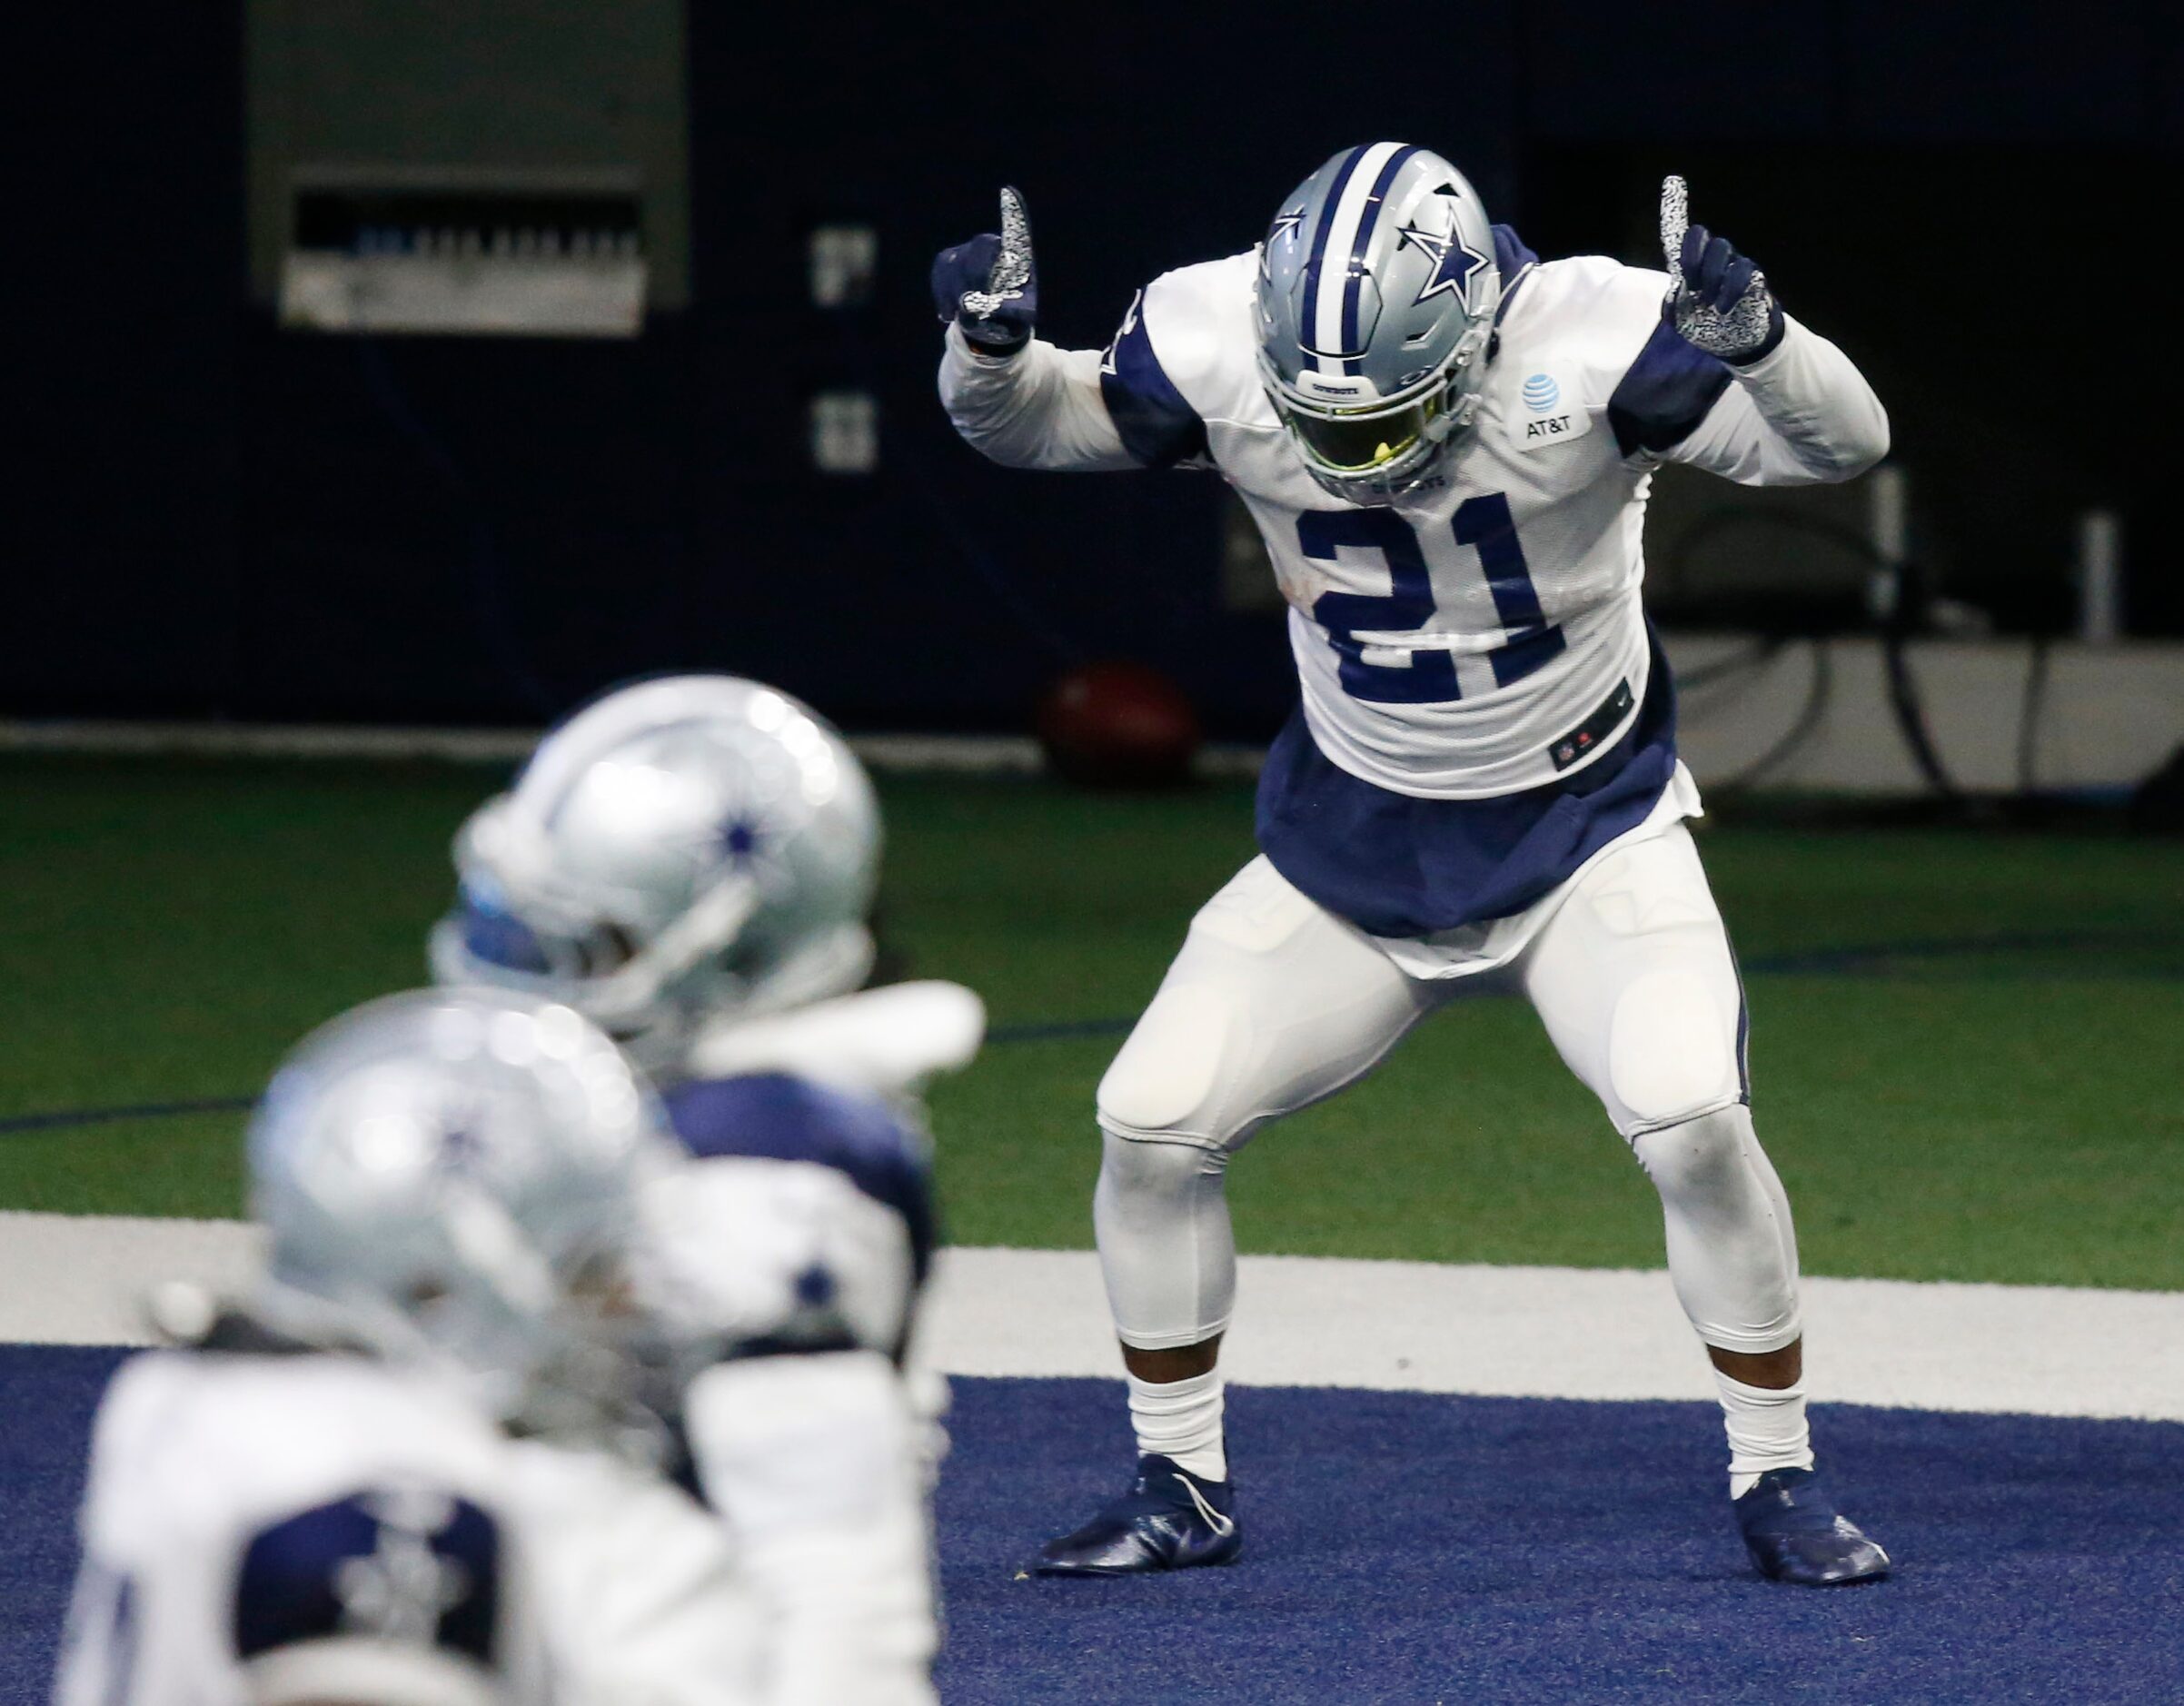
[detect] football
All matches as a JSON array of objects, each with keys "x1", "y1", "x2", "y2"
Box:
[{"x1": 1035, "y1": 660, "x2": 1204, "y2": 788}]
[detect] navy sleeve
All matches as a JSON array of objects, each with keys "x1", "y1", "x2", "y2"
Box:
[
  {"x1": 233, "y1": 1490, "x2": 500, "y2": 1665},
  {"x1": 1607, "y1": 318, "x2": 1734, "y2": 456},
  {"x1": 665, "y1": 1073, "x2": 936, "y2": 1285},
  {"x1": 1097, "y1": 288, "x2": 1210, "y2": 470}
]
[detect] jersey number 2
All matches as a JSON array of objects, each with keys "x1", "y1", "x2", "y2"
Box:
[{"x1": 1299, "y1": 495, "x2": 1564, "y2": 704}]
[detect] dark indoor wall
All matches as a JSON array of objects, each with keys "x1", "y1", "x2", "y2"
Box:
[{"x1": 14, "y1": 1, "x2": 2182, "y2": 731}]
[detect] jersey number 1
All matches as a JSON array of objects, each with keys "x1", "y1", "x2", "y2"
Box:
[{"x1": 1299, "y1": 495, "x2": 1564, "y2": 704}]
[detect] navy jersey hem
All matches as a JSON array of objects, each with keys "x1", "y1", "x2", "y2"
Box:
[{"x1": 1255, "y1": 630, "x2": 1681, "y2": 939}]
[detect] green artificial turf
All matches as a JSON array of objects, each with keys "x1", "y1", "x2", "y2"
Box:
[{"x1": 3, "y1": 755, "x2": 2180, "y2": 1289}]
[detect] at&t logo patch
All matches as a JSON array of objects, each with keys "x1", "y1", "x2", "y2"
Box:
[{"x1": 1505, "y1": 370, "x2": 1590, "y2": 452}]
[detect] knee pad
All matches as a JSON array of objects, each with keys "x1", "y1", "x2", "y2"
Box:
[
  {"x1": 1096, "y1": 981, "x2": 1238, "y2": 1146},
  {"x1": 1607, "y1": 967, "x2": 1742, "y2": 1133}
]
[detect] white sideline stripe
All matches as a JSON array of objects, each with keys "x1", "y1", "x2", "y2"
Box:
[
  {"x1": 0, "y1": 720, "x2": 1266, "y2": 779},
  {"x1": 8, "y1": 1214, "x2": 2182, "y2": 1423},
  {"x1": 0, "y1": 1213, "x2": 269, "y2": 1345}
]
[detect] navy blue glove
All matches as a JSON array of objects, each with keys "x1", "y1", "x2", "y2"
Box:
[
  {"x1": 932, "y1": 187, "x2": 1036, "y2": 355},
  {"x1": 1659, "y1": 175, "x2": 1784, "y2": 365}
]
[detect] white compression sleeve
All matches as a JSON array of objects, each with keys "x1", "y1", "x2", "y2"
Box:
[
  {"x1": 1630, "y1": 1105, "x2": 1802, "y2": 1357},
  {"x1": 935, "y1": 324, "x2": 1139, "y2": 471},
  {"x1": 1093, "y1": 1130, "x2": 1236, "y2": 1354},
  {"x1": 1666, "y1": 315, "x2": 1891, "y2": 486}
]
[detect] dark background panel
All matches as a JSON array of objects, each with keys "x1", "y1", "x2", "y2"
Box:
[
  {"x1": 16, "y1": 4, "x2": 246, "y2": 715},
  {"x1": 11, "y1": 2, "x2": 2180, "y2": 732}
]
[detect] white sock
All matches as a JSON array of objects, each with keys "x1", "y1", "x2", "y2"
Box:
[
  {"x1": 1713, "y1": 1370, "x2": 1814, "y2": 1498},
  {"x1": 1127, "y1": 1369, "x2": 1226, "y2": 1482}
]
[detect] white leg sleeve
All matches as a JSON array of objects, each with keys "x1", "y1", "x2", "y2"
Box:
[
  {"x1": 1633, "y1": 1106, "x2": 1802, "y2": 1354},
  {"x1": 1093, "y1": 857, "x2": 1428, "y2": 1351},
  {"x1": 1093, "y1": 1131, "x2": 1236, "y2": 1351},
  {"x1": 1522, "y1": 825, "x2": 1799, "y2": 1354}
]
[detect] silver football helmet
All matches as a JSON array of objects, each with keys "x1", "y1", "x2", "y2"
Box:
[
  {"x1": 246, "y1": 987, "x2": 673, "y2": 1417},
  {"x1": 1256, "y1": 143, "x2": 1506, "y2": 502},
  {"x1": 431, "y1": 675, "x2": 881, "y2": 1073}
]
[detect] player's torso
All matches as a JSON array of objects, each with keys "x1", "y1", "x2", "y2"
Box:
[
  {"x1": 1156, "y1": 252, "x2": 1659, "y2": 797},
  {"x1": 59, "y1": 1351, "x2": 548, "y2": 1706}
]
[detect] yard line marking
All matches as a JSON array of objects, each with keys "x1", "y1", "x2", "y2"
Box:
[
  {"x1": 8, "y1": 1213, "x2": 2182, "y2": 1422},
  {"x1": 0, "y1": 1096, "x2": 254, "y2": 1137}
]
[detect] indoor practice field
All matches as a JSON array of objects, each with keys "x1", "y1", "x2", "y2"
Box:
[{"x1": 4, "y1": 753, "x2": 2182, "y2": 1701}]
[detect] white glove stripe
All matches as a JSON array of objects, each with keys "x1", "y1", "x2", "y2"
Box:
[
  {"x1": 1659, "y1": 174, "x2": 1690, "y2": 275},
  {"x1": 960, "y1": 186, "x2": 1032, "y2": 319}
]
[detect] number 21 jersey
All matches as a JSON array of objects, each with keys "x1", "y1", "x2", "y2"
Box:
[{"x1": 1101, "y1": 227, "x2": 1721, "y2": 801}]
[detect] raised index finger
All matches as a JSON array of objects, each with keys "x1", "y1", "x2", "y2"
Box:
[
  {"x1": 1659, "y1": 174, "x2": 1689, "y2": 275},
  {"x1": 991, "y1": 185, "x2": 1033, "y2": 294}
]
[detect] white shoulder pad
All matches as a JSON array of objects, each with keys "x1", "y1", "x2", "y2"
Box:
[
  {"x1": 1501, "y1": 254, "x2": 1673, "y2": 411},
  {"x1": 684, "y1": 981, "x2": 984, "y2": 1100},
  {"x1": 1139, "y1": 252, "x2": 1263, "y2": 422}
]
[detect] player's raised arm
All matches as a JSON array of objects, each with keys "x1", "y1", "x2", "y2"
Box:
[
  {"x1": 933, "y1": 188, "x2": 1143, "y2": 473},
  {"x1": 1645, "y1": 174, "x2": 1889, "y2": 486}
]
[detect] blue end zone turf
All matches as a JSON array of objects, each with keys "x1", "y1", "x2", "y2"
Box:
[
  {"x1": 931, "y1": 1379, "x2": 2184, "y2": 1705},
  {"x1": 0, "y1": 1346, "x2": 125, "y2": 1705},
  {"x1": 6, "y1": 1352, "x2": 2181, "y2": 1702}
]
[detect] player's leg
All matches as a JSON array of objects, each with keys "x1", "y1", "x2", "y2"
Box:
[
  {"x1": 1518, "y1": 824, "x2": 1887, "y2": 1585},
  {"x1": 1033, "y1": 856, "x2": 1434, "y2": 1575}
]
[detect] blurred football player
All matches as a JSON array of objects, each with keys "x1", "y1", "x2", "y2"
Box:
[
  {"x1": 934, "y1": 153, "x2": 1890, "y2": 1585},
  {"x1": 432, "y1": 674, "x2": 979, "y2": 1702},
  {"x1": 54, "y1": 987, "x2": 671, "y2": 1706}
]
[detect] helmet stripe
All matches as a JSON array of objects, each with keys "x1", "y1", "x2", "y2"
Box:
[
  {"x1": 1297, "y1": 144, "x2": 1374, "y2": 375},
  {"x1": 1339, "y1": 144, "x2": 1422, "y2": 374},
  {"x1": 1305, "y1": 142, "x2": 1405, "y2": 375}
]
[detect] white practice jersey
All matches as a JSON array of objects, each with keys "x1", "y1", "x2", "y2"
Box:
[
  {"x1": 520, "y1": 982, "x2": 981, "y2": 1706},
  {"x1": 55, "y1": 1348, "x2": 553, "y2": 1706},
  {"x1": 939, "y1": 232, "x2": 1887, "y2": 799}
]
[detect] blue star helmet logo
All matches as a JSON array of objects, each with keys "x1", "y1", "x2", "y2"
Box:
[
  {"x1": 714, "y1": 816, "x2": 765, "y2": 871},
  {"x1": 1396, "y1": 221, "x2": 1489, "y2": 311},
  {"x1": 1268, "y1": 208, "x2": 1305, "y2": 247},
  {"x1": 435, "y1": 1106, "x2": 488, "y2": 1175}
]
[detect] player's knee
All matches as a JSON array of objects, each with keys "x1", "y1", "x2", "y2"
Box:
[
  {"x1": 1632, "y1": 1105, "x2": 1750, "y2": 1204},
  {"x1": 1606, "y1": 968, "x2": 1739, "y2": 1130},
  {"x1": 1096, "y1": 982, "x2": 1237, "y2": 1143},
  {"x1": 1097, "y1": 1127, "x2": 1226, "y2": 1205}
]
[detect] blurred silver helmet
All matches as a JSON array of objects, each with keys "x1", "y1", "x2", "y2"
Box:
[
  {"x1": 431, "y1": 675, "x2": 881, "y2": 1070},
  {"x1": 246, "y1": 987, "x2": 672, "y2": 1415},
  {"x1": 1256, "y1": 143, "x2": 1504, "y2": 502}
]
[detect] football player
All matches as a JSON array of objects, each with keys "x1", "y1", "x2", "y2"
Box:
[
  {"x1": 54, "y1": 987, "x2": 670, "y2": 1706},
  {"x1": 934, "y1": 151, "x2": 1891, "y2": 1585},
  {"x1": 431, "y1": 674, "x2": 980, "y2": 1701}
]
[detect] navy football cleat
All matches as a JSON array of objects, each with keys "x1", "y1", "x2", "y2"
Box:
[
  {"x1": 1734, "y1": 1467, "x2": 1891, "y2": 1585},
  {"x1": 1027, "y1": 1454, "x2": 1242, "y2": 1577}
]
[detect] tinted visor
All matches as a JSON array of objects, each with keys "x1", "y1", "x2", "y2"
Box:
[
  {"x1": 1282, "y1": 389, "x2": 1444, "y2": 472},
  {"x1": 454, "y1": 886, "x2": 635, "y2": 980}
]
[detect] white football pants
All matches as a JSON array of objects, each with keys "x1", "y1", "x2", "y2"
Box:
[{"x1": 1093, "y1": 823, "x2": 1801, "y2": 1358}]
